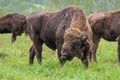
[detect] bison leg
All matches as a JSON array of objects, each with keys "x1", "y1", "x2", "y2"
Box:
[
  {"x1": 29, "y1": 45, "x2": 35, "y2": 64},
  {"x1": 59, "y1": 54, "x2": 66, "y2": 65},
  {"x1": 32, "y1": 35, "x2": 43, "y2": 64},
  {"x1": 11, "y1": 33, "x2": 17, "y2": 42},
  {"x1": 81, "y1": 47, "x2": 89, "y2": 68},
  {"x1": 35, "y1": 42, "x2": 43, "y2": 64},
  {"x1": 58, "y1": 47, "x2": 66, "y2": 65},
  {"x1": 89, "y1": 51, "x2": 92, "y2": 62},
  {"x1": 117, "y1": 37, "x2": 120, "y2": 63},
  {"x1": 92, "y1": 43, "x2": 98, "y2": 62},
  {"x1": 118, "y1": 42, "x2": 120, "y2": 63},
  {"x1": 115, "y1": 36, "x2": 120, "y2": 63},
  {"x1": 56, "y1": 39, "x2": 66, "y2": 65},
  {"x1": 91, "y1": 34, "x2": 101, "y2": 62}
]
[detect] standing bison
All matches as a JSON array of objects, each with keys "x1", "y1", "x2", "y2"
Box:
[
  {"x1": 88, "y1": 10, "x2": 120, "y2": 63},
  {"x1": 0, "y1": 13, "x2": 26, "y2": 42},
  {"x1": 26, "y1": 6, "x2": 92, "y2": 67}
]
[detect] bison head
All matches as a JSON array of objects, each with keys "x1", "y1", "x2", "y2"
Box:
[
  {"x1": 11, "y1": 14, "x2": 26, "y2": 42},
  {"x1": 61, "y1": 27, "x2": 88, "y2": 61}
]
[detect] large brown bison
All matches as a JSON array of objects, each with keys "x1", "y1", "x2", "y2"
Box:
[
  {"x1": 88, "y1": 10, "x2": 120, "y2": 63},
  {"x1": 0, "y1": 13, "x2": 26, "y2": 42},
  {"x1": 26, "y1": 6, "x2": 92, "y2": 67}
]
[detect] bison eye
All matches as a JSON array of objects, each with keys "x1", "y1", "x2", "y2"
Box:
[
  {"x1": 81, "y1": 41, "x2": 89, "y2": 48},
  {"x1": 72, "y1": 42, "x2": 80, "y2": 50}
]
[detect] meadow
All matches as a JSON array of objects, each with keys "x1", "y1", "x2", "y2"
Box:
[{"x1": 0, "y1": 34, "x2": 120, "y2": 80}]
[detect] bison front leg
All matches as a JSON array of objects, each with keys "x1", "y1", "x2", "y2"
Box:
[
  {"x1": 91, "y1": 34, "x2": 101, "y2": 62},
  {"x1": 92, "y1": 43, "x2": 98, "y2": 62},
  {"x1": 11, "y1": 33, "x2": 17, "y2": 42},
  {"x1": 58, "y1": 53, "x2": 66, "y2": 65},
  {"x1": 58, "y1": 46, "x2": 66, "y2": 65},
  {"x1": 118, "y1": 42, "x2": 120, "y2": 63},
  {"x1": 117, "y1": 37, "x2": 120, "y2": 63},
  {"x1": 81, "y1": 47, "x2": 89, "y2": 68},
  {"x1": 56, "y1": 39, "x2": 66, "y2": 65},
  {"x1": 35, "y1": 43, "x2": 43, "y2": 64},
  {"x1": 32, "y1": 36, "x2": 43, "y2": 64},
  {"x1": 29, "y1": 45, "x2": 36, "y2": 64}
]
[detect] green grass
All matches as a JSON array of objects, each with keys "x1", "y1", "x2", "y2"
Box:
[{"x1": 0, "y1": 34, "x2": 120, "y2": 80}]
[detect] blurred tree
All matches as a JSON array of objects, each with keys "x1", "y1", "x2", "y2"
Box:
[
  {"x1": 0, "y1": 0, "x2": 120, "y2": 15},
  {"x1": 93, "y1": 0, "x2": 116, "y2": 12},
  {"x1": 0, "y1": 8, "x2": 6, "y2": 15}
]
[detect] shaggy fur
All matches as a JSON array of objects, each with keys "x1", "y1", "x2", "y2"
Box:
[{"x1": 26, "y1": 6, "x2": 92, "y2": 67}]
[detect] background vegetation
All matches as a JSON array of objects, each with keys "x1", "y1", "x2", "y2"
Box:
[
  {"x1": 0, "y1": 0, "x2": 120, "y2": 15},
  {"x1": 0, "y1": 0, "x2": 120, "y2": 80}
]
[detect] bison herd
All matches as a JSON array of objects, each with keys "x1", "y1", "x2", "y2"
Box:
[{"x1": 0, "y1": 6, "x2": 120, "y2": 68}]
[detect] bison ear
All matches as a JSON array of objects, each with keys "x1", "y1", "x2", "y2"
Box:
[{"x1": 81, "y1": 32, "x2": 88, "y2": 42}]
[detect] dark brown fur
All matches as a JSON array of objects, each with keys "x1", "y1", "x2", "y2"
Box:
[
  {"x1": 0, "y1": 13, "x2": 26, "y2": 42},
  {"x1": 26, "y1": 6, "x2": 92, "y2": 67},
  {"x1": 88, "y1": 10, "x2": 120, "y2": 63}
]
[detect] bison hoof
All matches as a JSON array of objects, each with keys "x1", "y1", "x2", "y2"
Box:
[
  {"x1": 60, "y1": 59, "x2": 66, "y2": 66},
  {"x1": 82, "y1": 59, "x2": 89, "y2": 68}
]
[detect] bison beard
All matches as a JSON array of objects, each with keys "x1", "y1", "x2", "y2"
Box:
[
  {"x1": 26, "y1": 6, "x2": 92, "y2": 68},
  {"x1": 88, "y1": 10, "x2": 120, "y2": 63},
  {"x1": 0, "y1": 13, "x2": 26, "y2": 42}
]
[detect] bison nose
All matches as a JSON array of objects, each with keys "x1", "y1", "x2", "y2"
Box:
[{"x1": 61, "y1": 50, "x2": 67, "y2": 56}]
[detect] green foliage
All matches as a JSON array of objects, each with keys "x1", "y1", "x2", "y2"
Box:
[
  {"x1": 0, "y1": 8, "x2": 6, "y2": 15},
  {"x1": 0, "y1": 34, "x2": 120, "y2": 80},
  {"x1": 0, "y1": 0, "x2": 120, "y2": 15}
]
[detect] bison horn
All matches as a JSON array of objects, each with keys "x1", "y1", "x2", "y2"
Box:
[{"x1": 81, "y1": 32, "x2": 88, "y2": 42}]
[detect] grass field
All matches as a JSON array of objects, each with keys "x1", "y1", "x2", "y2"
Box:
[{"x1": 0, "y1": 34, "x2": 120, "y2": 80}]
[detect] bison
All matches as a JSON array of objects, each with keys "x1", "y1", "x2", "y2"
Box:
[
  {"x1": 0, "y1": 13, "x2": 26, "y2": 42},
  {"x1": 26, "y1": 6, "x2": 92, "y2": 67},
  {"x1": 88, "y1": 10, "x2": 120, "y2": 63}
]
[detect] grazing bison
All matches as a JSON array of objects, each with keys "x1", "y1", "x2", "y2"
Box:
[
  {"x1": 0, "y1": 13, "x2": 26, "y2": 42},
  {"x1": 26, "y1": 6, "x2": 92, "y2": 67},
  {"x1": 88, "y1": 10, "x2": 120, "y2": 63}
]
